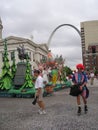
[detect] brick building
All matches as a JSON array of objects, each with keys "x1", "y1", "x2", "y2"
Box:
[{"x1": 81, "y1": 20, "x2": 98, "y2": 70}]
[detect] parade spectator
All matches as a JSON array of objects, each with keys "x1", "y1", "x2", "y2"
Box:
[
  {"x1": 47, "y1": 67, "x2": 52, "y2": 82},
  {"x1": 34, "y1": 70, "x2": 46, "y2": 114},
  {"x1": 42, "y1": 68, "x2": 49, "y2": 84},
  {"x1": 72, "y1": 64, "x2": 88, "y2": 115},
  {"x1": 90, "y1": 71, "x2": 95, "y2": 85}
]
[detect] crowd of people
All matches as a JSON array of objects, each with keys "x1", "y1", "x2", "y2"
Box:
[{"x1": 32, "y1": 63, "x2": 96, "y2": 116}]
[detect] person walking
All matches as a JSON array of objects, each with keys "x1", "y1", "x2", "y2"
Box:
[
  {"x1": 90, "y1": 71, "x2": 95, "y2": 85},
  {"x1": 42, "y1": 67, "x2": 49, "y2": 84},
  {"x1": 34, "y1": 69, "x2": 46, "y2": 114},
  {"x1": 72, "y1": 64, "x2": 89, "y2": 115}
]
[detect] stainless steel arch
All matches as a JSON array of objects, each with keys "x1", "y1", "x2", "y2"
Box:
[{"x1": 47, "y1": 24, "x2": 81, "y2": 47}]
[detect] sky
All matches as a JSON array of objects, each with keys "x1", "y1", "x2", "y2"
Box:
[{"x1": 0, "y1": 0, "x2": 98, "y2": 69}]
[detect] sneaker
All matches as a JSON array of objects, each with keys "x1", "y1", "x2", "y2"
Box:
[
  {"x1": 42, "y1": 110, "x2": 46, "y2": 114},
  {"x1": 84, "y1": 105, "x2": 88, "y2": 114},
  {"x1": 38, "y1": 109, "x2": 43, "y2": 115},
  {"x1": 77, "y1": 107, "x2": 81, "y2": 116}
]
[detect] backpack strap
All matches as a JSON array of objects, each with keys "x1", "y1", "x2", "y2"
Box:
[{"x1": 75, "y1": 72, "x2": 84, "y2": 83}]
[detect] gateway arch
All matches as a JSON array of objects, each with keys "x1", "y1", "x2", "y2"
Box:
[{"x1": 47, "y1": 24, "x2": 81, "y2": 47}]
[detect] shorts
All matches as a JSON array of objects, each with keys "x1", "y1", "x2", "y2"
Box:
[{"x1": 35, "y1": 88, "x2": 44, "y2": 101}]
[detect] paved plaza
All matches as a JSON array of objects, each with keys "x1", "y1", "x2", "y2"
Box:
[{"x1": 0, "y1": 79, "x2": 98, "y2": 130}]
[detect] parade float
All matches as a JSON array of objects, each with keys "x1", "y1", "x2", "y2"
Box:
[
  {"x1": 0, "y1": 40, "x2": 72, "y2": 98},
  {"x1": 39, "y1": 50, "x2": 72, "y2": 96},
  {"x1": 0, "y1": 39, "x2": 12, "y2": 97},
  {"x1": 0, "y1": 39, "x2": 35, "y2": 97}
]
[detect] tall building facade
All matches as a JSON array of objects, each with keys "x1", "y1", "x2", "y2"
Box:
[
  {"x1": 0, "y1": 18, "x2": 3, "y2": 39},
  {"x1": 81, "y1": 20, "x2": 98, "y2": 70},
  {"x1": 0, "y1": 18, "x2": 48, "y2": 73}
]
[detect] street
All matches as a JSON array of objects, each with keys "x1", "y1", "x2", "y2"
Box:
[{"x1": 0, "y1": 79, "x2": 98, "y2": 130}]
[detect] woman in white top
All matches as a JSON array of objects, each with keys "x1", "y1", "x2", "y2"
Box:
[{"x1": 42, "y1": 68, "x2": 49, "y2": 84}]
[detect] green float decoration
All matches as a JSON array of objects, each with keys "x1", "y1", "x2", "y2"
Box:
[
  {"x1": 0, "y1": 39, "x2": 12, "y2": 90},
  {"x1": 11, "y1": 51, "x2": 17, "y2": 80},
  {"x1": 20, "y1": 54, "x2": 34, "y2": 91}
]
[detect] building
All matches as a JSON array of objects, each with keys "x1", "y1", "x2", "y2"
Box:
[
  {"x1": 0, "y1": 18, "x2": 48, "y2": 73},
  {"x1": 81, "y1": 20, "x2": 98, "y2": 70}
]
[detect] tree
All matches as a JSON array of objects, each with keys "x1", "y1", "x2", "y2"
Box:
[
  {"x1": 11, "y1": 51, "x2": 17, "y2": 79},
  {"x1": 64, "y1": 66, "x2": 72, "y2": 76},
  {"x1": 94, "y1": 69, "x2": 98, "y2": 76},
  {"x1": 20, "y1": 55, "x2": 34, "y2": 90},
  {"x1": 0, "y1": 39, "x2": 12, "y2": 90}
]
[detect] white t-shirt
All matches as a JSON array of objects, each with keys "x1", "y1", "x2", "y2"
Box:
[
  {"x1": 35, "y1": 75, "x2": 44, "y2": 89},
  {"x1": 42, "y1": 70, "x2": 49, "y2": 83},
  {"x1": 90, "y1": 73, "x2": 94, "y2": 78}
]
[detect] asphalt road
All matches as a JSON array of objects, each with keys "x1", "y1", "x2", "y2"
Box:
[{"x1": 0, "y1": 79, "x2": 98, "y2": 130}]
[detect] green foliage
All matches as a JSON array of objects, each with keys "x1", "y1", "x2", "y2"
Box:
[
  {"x1": 21, "y1": 56, "x2": 34, "y2": 90},
  {"x1": 0, "y1": 39, "x2": 12, "y2": 90},
  {"x1": 61, "y1": 70, "x2": 67, "y2": 82},
  {"x1": 11, "y1": 51, "x2": 17, "y2": 79},
  {"x1": 63, "y1": 66, "x2": 72, "y2": 76},
  {"x1": 94, "y1": 69, "x2": 98, "y2": 76},
  {"x1": 0, "y1": 76, "x2": 12, "y2": 90}
]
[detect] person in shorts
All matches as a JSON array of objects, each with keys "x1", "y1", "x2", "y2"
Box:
[
  {"x1": 34, "y1": 69, "x2": 46, "y2": 114},
  {"x1": 72, "y1": 64, "x2": 88, "y2": 115}
]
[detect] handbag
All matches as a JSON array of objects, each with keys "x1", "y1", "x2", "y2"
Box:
[
  {"x1": 69, "y1": 84, "x2": 82, "y2": 96},
  {"x1": 85, "y1": 86, "x2": 89, "y2": 98},
  {"x1": 32, "y1": 96, "x2": 38, "y2": 105}
]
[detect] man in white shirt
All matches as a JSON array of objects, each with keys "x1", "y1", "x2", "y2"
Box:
[{"x1": 34, "y1": 70, "x2": 46, "y2": 114}]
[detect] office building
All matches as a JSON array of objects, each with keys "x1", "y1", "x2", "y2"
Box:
[{"x1": 81, "y1": 20, "x2": 98, "y2": 70}]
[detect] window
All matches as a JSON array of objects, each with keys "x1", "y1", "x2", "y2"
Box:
[
  {"x1": 11, "y1": 51, "x2": 15, "y2": 60},
  {"x1": 92, "y1": 46, "x2": 96, "y2": 53},
  {"x1": 33, "y1": 53, "x2": 34, "y2": 58},
  {"x1": 28, "y1": 52, "x2": 31, "y2": 60}
]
